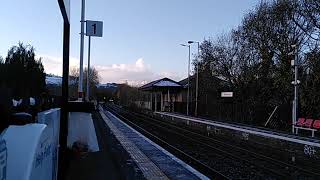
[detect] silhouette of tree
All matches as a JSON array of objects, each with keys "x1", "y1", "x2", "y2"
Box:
[
  {"x1": 192, "y1": 0, "x2": 320, "y2": 126},
  {"x1": 5, "y1": 43, "x2": 45, "y2": 98}
]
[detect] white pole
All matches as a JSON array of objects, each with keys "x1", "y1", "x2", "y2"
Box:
[
  {"x1": 161, "y1": 93, "x2": 163, "y2": 111},
  {"x1": 86, "y1": 36, "x2": 91, "y2": 101},
  {"x1": 78, "y1": 0, "x2": 85, "y2": 101},
  {"x1": 168, "y1": 89, "x2": 170, "y2": 112},
  {"x1": 293, "y1": 55, "x2": 298, "y2": 133},
  {"x1": 150, "y1": 93, "x2": 153, "y2": 111},
  {"x1": 187, "y1": 45, "x2": 190, "y2": 116},
  {"x1": 155, "y1": 93, "x2": 157, "y2": 112},
  {"x1": 291, "y1": 45, "x2": 298, "y2": 134},
  {"x1": 195, "y1": 42, "x2": 200, "y2": 116}
]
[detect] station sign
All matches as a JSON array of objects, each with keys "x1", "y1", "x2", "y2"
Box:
[
  {"x1": 86, "y1": 20, "x2": 103, "y2": 37},
  {"x1": 221, "y1": 92, "x2": 233, "y2": 98}
]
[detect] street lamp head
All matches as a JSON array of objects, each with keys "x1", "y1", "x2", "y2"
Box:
[
  {"x1": 188, "y1": 41, "x2": 200, "y2": 44},
  {"x1": 180, "y1": 44, "x2": 188, "y2": 47}
]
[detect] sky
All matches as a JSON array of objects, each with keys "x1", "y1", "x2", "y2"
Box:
[{"x1": 0, "y1": 0, "x2": 259, "y2": 85}]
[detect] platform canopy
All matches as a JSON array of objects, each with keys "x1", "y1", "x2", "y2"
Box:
[{"x1": 139, "y1": 78, "x2": 182, "y2": 92}]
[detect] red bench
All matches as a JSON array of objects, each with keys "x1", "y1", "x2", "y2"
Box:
[
  {"x1": 313, "y1": 120, "x2": 320, "y2": 129},
  {"x1": 296, "y1": 118, "x2": 320, "y2": 129},
  {"x1": 294, "y1": 118, "x2": 319, "y2": 137}
]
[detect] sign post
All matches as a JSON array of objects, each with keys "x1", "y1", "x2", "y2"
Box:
[
  {"x1": 57, "y1": 0, "x2": 70, "y2": 179},
  {"x1": 85, "y1": 20, "x2": 103, "y2": 101}
]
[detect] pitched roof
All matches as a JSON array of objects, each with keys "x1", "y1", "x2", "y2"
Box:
[{"x1": 139, "y1": 78, "x2": 182, "y2": 91}]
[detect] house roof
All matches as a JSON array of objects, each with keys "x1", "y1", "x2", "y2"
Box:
[
  {"x1": 179, "y1": 75, "x2": 198, "y2": 88},
  {"x1": 45, "y1": 75, "x2": 77, "y2": 86},
  {"x1": 139, "y1": 78, "x2": 182, "y2": 91}
]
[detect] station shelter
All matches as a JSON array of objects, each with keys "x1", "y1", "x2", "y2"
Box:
[{"x1": 139, "y1": 78, "x2": 183, "y2": 112}]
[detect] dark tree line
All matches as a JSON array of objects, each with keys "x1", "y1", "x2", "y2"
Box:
[
  {"x1": 0, "y1": 43, "x2": 46, "y2": 130},
  {"x1": 0, "y1": 43, "x2": 46, "y2": 98},
  {"x1": 193, "y1": 0, "x2": 320, "y2": 127}
]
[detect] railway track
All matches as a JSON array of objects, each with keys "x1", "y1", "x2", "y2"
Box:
[{"x1": 104, "y1": 104, "x2": 320, "y2": 179}]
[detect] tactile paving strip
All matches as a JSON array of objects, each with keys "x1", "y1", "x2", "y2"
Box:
[{"x1": 99, "y1": 107, "x2": 169, "y2": 180}]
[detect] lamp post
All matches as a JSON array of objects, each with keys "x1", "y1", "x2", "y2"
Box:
[
  {"x1": 188, "y1": 41, "x2": 200, "y2": 116},
  {"x1": 181, "y1": 44, "x2": 191, "y2": 116},
  {"x1": 289, "y1": 44, "x2": 299, "y2": 134}
]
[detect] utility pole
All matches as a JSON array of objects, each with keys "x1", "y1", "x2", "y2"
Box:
[{"x1": 78, "y1": 0, "x2": 85, "y2": 101}]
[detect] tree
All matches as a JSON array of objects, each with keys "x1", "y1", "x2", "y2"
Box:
[
  {"x1": 5, "y1": 43, "x2": 45, "y2": 98},
  {"x1": 295, "y1": 0, "x2": 320, "y2": 41},
  {"x1": 0, "y1": 57, "x2": 4, "y2": 87},
  {"x1": 69, "y1": 67, "x2": 100, "y2": 99},
  {"x1": 192, "y1": 0, "x2": 320, "y2": 127}
]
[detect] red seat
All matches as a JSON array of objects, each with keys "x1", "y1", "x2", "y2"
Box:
[
  {"x1": 304, "y1": 119, "x2": 314, "y2": 128},
  {"x1": 296, "y1": 118, "x2": 305, "y2": 126},
  {"x1": 313, "y1": 120, "x2": 320, "y2": 129}
]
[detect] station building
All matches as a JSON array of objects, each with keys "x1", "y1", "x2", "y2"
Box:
[
  {"x1": 138, "y1": 76, "x2": 199, "y2": 114},
  {"x1": 138, "y1": 75, "x2": 230, "y2": 114}
]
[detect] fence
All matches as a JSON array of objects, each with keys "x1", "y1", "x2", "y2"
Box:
[{"x1": 174, "y1": 102, "x2": 292, "y2": 130}]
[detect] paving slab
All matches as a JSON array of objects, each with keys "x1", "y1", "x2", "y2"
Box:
[{"x1": 99, "y1": 107, "x2": 209, "y2": 180}]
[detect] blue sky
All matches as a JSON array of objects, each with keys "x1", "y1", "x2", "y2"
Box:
[{"x1": 0, "y1": 0, "x2": 259, "y2": 85}]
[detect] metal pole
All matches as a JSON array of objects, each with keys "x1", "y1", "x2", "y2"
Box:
[
  {"x1": 195, "y1": 42, "x2": 200, "y2": 116},
  {"x1": 292, "y1": 46, "x2": 298, "y2": 134},
  {"x1": 58, "y1": 21, "x2": 70, "y2": 180},
  {"x1": 155, "y1": 93, "x2": 157, "y2": 111},
  {"x1": 168, "y1": 89, "x2": 170, "y2": 112},
  {"x1": 294, "y1": 54, "x2": 298, "y2": 132},
  {"x1": 150, "y1": 93, "x2": 152, "y2": 111},
  {"x1": 187, "y1": 45, "x2": 190, "y2": 116},
  {"x1": 78, "y1": 0, "x2": 85, "y2": 101},
  {"x1": 292, "y1": 100, "x2": 295, "y2": 134},
  {"x1": 86, "y1": 36, "x2": 91, "y2": 101}
]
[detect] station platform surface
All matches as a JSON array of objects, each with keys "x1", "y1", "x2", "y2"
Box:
[
  {"x1": 66, "y1": 111, "x2": 121, "y2": 180},
  {"x1": 156, "y1": 111, "x2": 320, "y2": 147},
  {"x1": 99, "y1": 107, "x2": 209, "y2": 180}
]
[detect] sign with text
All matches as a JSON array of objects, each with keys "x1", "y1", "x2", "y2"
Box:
[
  {"x1": 86, "y1": 20, "x2": 103, "y2": 37},
  {"x1": 221, "y1": 92, "x2": 233, "y2": 97}
]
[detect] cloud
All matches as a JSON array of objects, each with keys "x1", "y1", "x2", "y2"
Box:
[
  {"x1": 38, "y1": 54, "x2": 79, "y2": 75},
  {"x1": 39, "y1": 54, "x2": 182, "y2": 86},
  {"x1": 96, "y1": 58, "x2": 182, "y2": 86}
]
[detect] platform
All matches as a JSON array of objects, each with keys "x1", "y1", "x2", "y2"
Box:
[
  {"x1": 99, "y1": 107, "x2": 208, "y2": 180},
  {"x1": 156, "y1": 111, "x2": 320, "y2": 147},
  {"x1": 66, "y1": 111, "x2": 121, "y2": 180}
]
